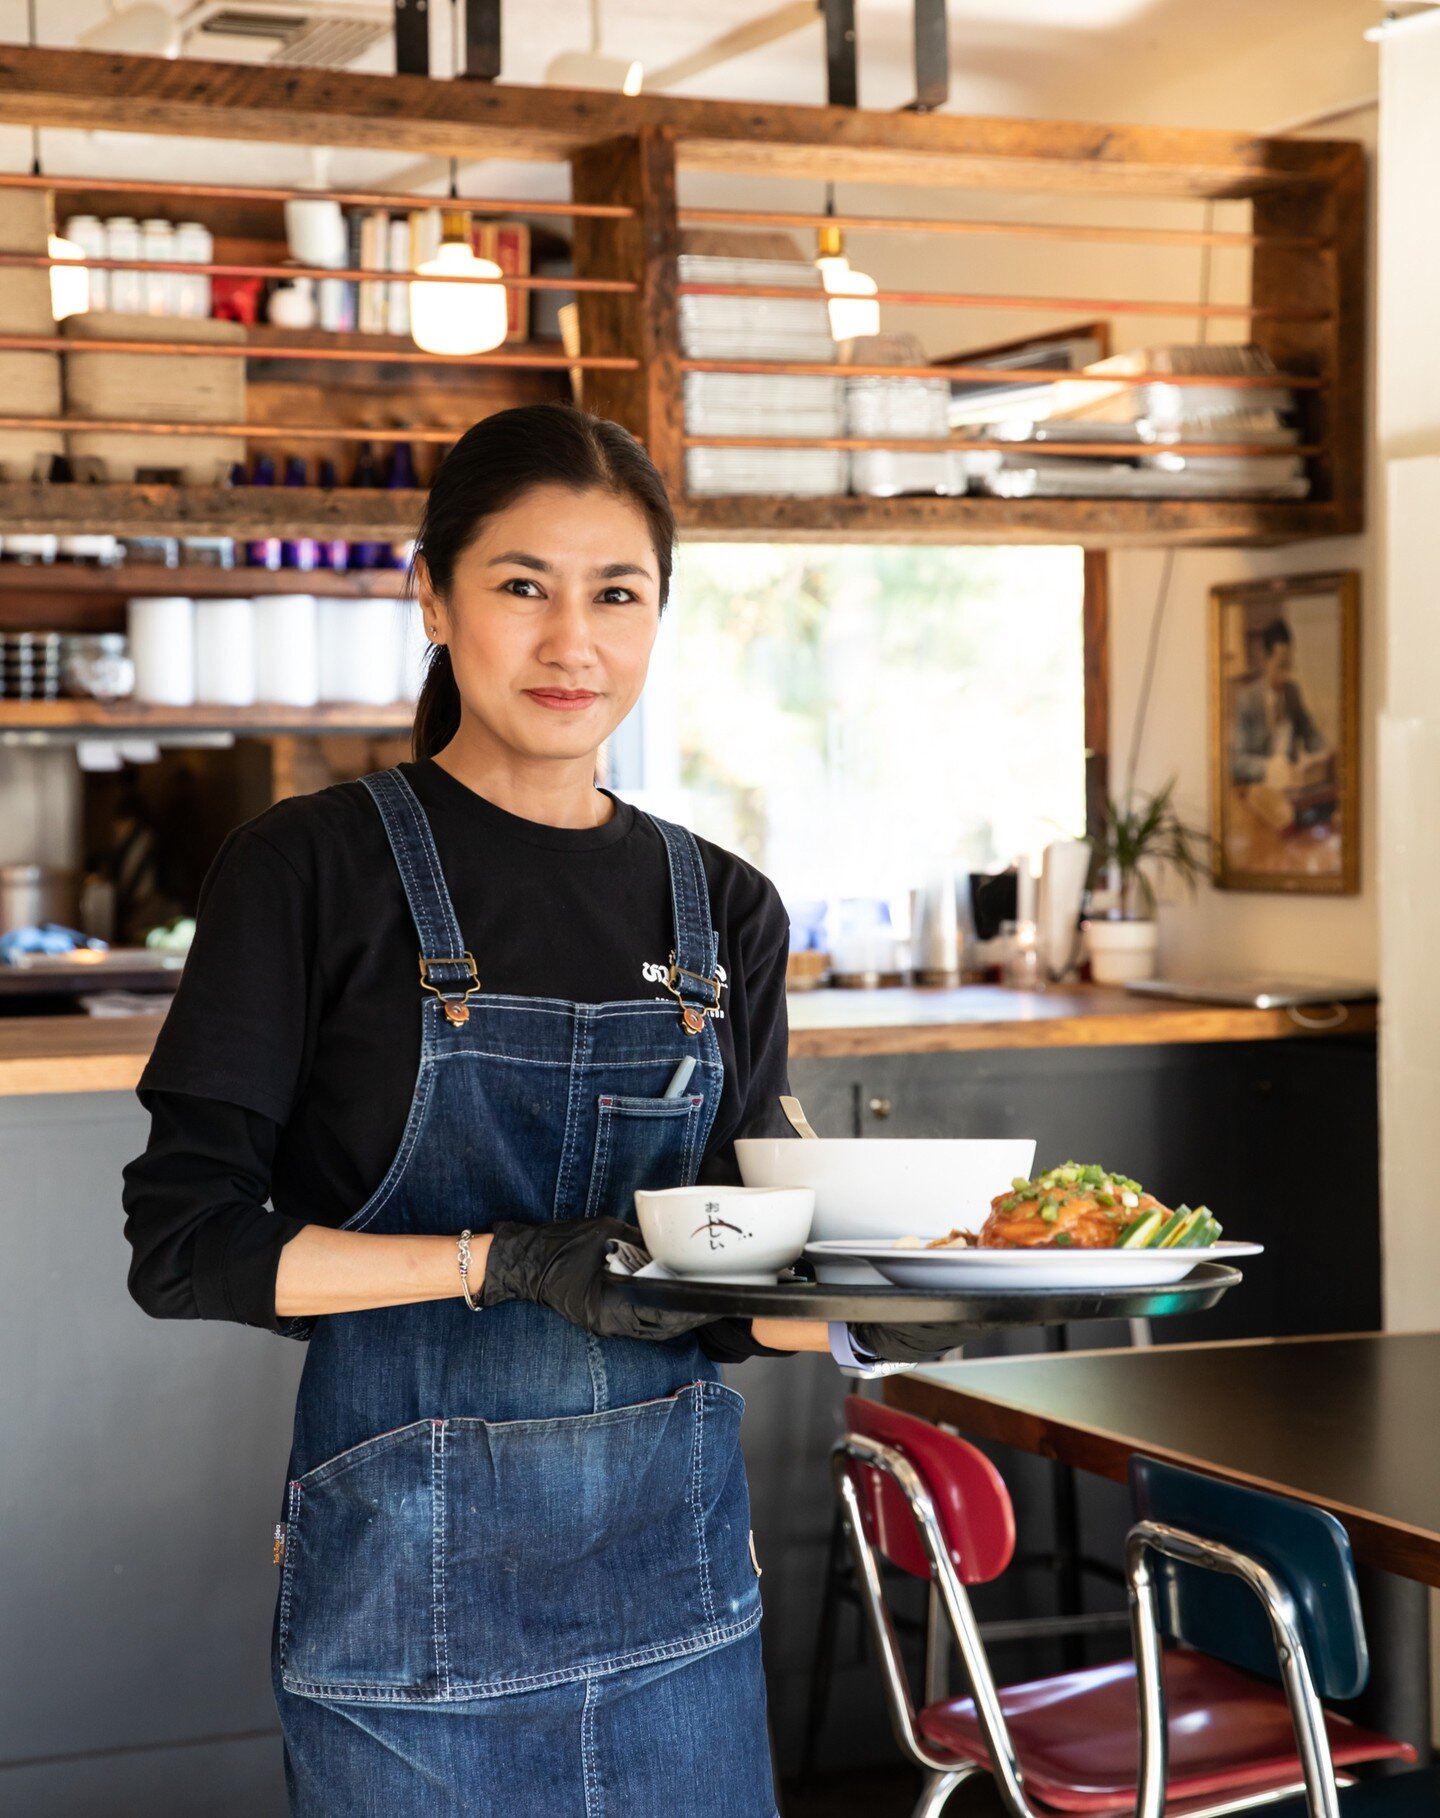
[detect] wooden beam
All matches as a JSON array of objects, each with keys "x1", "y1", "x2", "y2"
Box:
[
  {"x1": 570, "y1": 129, "x2": 684, "y2": 494},
  {"x1": 1251, "y1": 142, "x2": 1366, "y2": 532},
  {"x1": 0, "y1": 46, "x2": 1359, "y2": 197}
]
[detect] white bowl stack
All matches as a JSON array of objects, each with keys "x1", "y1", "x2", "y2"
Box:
[{"x1": 679, "y1": 254, "x2": 848, "y2": 498}]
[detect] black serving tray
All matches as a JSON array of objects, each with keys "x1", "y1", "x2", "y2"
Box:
[{"x1": 617, "y1": 1261, "x2": 1242, "y2": 1328}]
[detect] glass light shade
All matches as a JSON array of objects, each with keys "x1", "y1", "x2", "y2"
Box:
[
  {"x1": 409, "y1": 243, "x2": 508, "y2": 357},
  {"x1": 816, "y1": 253, "x2": 880, "y2": 342},
  {"x1": 49, "y1": 234, "x2": 89, "y2": 321}
]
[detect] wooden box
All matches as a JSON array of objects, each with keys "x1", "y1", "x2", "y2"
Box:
[{"x1": 61, "y1": 311, "x2": 246, "y2": 485}]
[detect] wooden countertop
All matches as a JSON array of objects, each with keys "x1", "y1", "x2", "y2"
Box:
[
  {"x1": 785, "y1": 982, "x2": 1377, "y2": 1059},
  {"x1": 0, "y1": 984, "x2": 1377, "y2": 1097}
]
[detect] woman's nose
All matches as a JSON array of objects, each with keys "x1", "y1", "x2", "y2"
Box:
[{"x1": 536, "y1": 599, "x2": 597, "y2": 669}]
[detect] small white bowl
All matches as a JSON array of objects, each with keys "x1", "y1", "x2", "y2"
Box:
[
  {"x1": 634, "y1": 1185, "x2": 815, "y2": 1284},
  {"x1": 735, "y1": 1137, "x2": 1037, "y2": 1282}
]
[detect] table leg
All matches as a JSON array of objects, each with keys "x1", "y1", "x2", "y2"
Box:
[{"x1": 1350, "y1": 1566, "x2": 1432, "y2": 1763}]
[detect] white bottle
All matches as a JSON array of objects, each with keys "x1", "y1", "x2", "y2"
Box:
[
  {"x1": 139, "y1": 218, "x2": 177, "y2": 316},
  {"x1": 318, "y1": 597, "x2": 400, "y2": 704},
  {"x1": 128, "y1": 597, "x2": 195, "y2": 705},
  {"x1": 253, "y1": 594, "x2": 319, "y2": 706},
  {"x1": 194, "y1": 598, "x2": 257, "y2": 705},
  {"x1": 62, "y1": 215, "x2": 108, "y2": 311},
  {"x1": 105, "y1": 217, "x2": 143, "y2": 315},
  {"x1": 172, "y1": 221, "x2": 213, "y2": 319}
]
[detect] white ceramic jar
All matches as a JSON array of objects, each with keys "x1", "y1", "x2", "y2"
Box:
[
  {"x1": 127, "y1": 596, "x2": 195, "y2": 705},
  {"x1": 253, "y1": 593, "x2": 320, "y2": 706},
  {"x1": 193, "y1": 597, "x2": 257, "y2": 706}
]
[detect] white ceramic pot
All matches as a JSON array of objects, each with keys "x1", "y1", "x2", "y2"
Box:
[
  {"x1": 1084, "y1": 917, "x2": 1159, "y2": 985},
  {"x1": 633, "y1": 1185, "x2": 814, "y2": 1284}
]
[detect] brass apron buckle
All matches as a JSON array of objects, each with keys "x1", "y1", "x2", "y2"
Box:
[
  {"x1": 419, "y1": 951, "x2": 481, "y2": 1025},
  {"x1": 663, "y1": 959, "x2": 722, "y2": 1036}
]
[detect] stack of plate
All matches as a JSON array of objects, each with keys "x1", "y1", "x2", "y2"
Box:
[
  {"x1": 846, "y1": 369, "x2": 960, "y2": 497},
  {"x1": 679, "y1": 254, "x2": 848, "y2": 498}
]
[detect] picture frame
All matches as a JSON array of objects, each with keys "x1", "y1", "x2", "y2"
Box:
[{"x1": 1209, "y1": 570, "x2": 1360, "y2": 895}]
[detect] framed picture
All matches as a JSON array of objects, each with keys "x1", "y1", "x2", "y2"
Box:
[{"x1": 1209, "y1": 570, "x2": 1359, "y2": 894}]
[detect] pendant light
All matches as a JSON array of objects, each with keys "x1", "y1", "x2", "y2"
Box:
[
  {"x1": 409, "y1": 162, "x2": 508, "y2": 357},
  {"x1": 815, "y1": 185, "x2": 880, "y2": 343}
]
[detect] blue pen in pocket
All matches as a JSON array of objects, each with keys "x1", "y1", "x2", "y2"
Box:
[{"x1": 662, "y1": 1056, "x2": 697, "y2": 1099}]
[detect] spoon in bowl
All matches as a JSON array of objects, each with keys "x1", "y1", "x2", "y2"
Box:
[{"x1": 779, "y1": 1094, "x2": 820, "y2": 1140}]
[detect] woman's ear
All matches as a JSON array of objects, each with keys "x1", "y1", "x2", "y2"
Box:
[{"x1": 415, "y1": 556, "x2": 446, "y2": 646}]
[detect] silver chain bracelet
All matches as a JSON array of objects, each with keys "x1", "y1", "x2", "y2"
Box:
[{"x1": 457, "y1": 1228, "x2": 481, "y2": 1312}]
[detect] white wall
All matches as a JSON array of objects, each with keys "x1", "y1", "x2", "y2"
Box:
[{"x1": 1376, "y1": 13, "x2": 1440, "y2": 1334}]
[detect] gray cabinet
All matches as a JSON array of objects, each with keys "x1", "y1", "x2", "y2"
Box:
[{"x1": 1, "y1": 1092, "x2": 301, "y2": 1816}]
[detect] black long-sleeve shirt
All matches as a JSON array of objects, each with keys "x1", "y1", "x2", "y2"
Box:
[{"x1": 122, "y1": 758, "x2": 796, "y2": 1360}]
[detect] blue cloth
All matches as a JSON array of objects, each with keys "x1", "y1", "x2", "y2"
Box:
[
  {"x1": 272, "y1": 766, "x2": 775, "y2": 1814},
  {"x1": 0, "y1": 922, "x2": 105, "y2": 963}
]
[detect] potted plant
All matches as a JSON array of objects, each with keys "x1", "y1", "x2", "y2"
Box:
[{"x1": 1085, "y1": 780, "x2": 1207, "y2": 984}]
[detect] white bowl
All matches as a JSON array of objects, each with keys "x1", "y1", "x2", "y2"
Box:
[
  {"x1": 634, "y1": 1185, "x2": 815, "y2": 1284},
  {"x1": 735, "y1": 1138, "x2": 1036, "y2": 1282}
]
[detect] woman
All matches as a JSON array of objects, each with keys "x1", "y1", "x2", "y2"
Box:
[{"x1": 123, "y1": 405, "x2": 959, "y2": 1816}]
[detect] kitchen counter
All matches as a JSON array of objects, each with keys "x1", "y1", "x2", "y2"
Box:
[
  {"x1": 785, "y1": 982, "x2": 1376, "y2": 1059},
  {"x1": 0, "y1": 983, "x2": 1377, "y2": 1096}
]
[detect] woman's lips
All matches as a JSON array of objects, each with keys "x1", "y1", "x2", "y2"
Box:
[{"x1": 525, "y1": 689, "x2": 600, "y2": 713}]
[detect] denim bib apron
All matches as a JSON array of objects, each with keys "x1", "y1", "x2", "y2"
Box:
[{"x1": 270, "y1": 767, "x2": 777, "y2": 1817}]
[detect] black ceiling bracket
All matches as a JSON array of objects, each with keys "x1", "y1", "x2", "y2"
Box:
[
  {"x1": 907, "y1": 0, "x2": 949, "y2": 112},
  {"x1": 461, "y1": 0, "x2": 501, "y2": 81},
  {"x1": 392, "y1": 0, "x2": 430, "y2": 77},
  {"x1": 822, "y1": 0, "x2": 858, "y2": 108}
]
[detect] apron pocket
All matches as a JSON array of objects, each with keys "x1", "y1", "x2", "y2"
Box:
[
  {"x1": 585, "y1": 1091, "x2": 705, "y2": 1219},
  {"x1": 278, "y1": 1419, "x2": 440, "y2": 1700},
  {"x1": 278, "y1": 1383, "x2": 759, "y2": 1704}
]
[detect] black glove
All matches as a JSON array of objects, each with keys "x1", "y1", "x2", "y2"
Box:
[
  {"x1": 847, "y1": 1320, "x2": 976, "y2": 1365},
  {"x1": 480, "y1": 1216, "x2": 715, "y2": 1343}
]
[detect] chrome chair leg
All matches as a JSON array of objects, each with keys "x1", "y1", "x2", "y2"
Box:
[{"x1": 911, "y1": 1766, "x2": 975, "y2": 1818}]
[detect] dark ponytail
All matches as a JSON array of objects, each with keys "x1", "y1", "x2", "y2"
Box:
[{"x1": 408, "y1": 404, "x2": 677, "y2": 762}]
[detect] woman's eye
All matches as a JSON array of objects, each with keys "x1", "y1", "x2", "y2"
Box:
[
  {"x1": 598, "y1": 587, "x2": 637, "y2": 604},
  {"x1": 502, "y1": 577, "x2": 543, "y2": 597}
]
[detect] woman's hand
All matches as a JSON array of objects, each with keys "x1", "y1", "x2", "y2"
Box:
[
  {"x1": 481, "y1": 1216, "x2": 716, "y2": 1342},
  {"x1": 847, "y1": 1319, "x2": 975, "y2": 1365}
]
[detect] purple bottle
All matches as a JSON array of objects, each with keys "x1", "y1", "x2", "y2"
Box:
[
  {"x1": 348, "y1": 441, "x2": 382, "y2": 571},
  {"x1": 385, "y1": 441, "x2": 417, "y2": 569},
  {"x1": 280, "y1": 456, "x2": 319, "y2": 571},
  {"x1": 244, "y1": 454, "x2": 282, "y2": 571},
  {"x1": 316, "y1": 458, "x2": 349, "y2": 572}
]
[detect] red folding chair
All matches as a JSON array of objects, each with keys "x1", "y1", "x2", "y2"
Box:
[{"x1": 833, "y1": 1397, "x2": 1416, "y2": 1818}]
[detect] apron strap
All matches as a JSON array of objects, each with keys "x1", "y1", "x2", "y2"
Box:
[
  {"x1": 644, "y1": 811, "x2": 723, "y2": 1033},
  {"x1": 360, "y1": 768, "x2": 479, "y2": 1018}
]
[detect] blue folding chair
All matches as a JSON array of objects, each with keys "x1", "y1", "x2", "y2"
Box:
[{"x1": 1128, "y1": 1457, "x2": 1439, "y2": 1817}]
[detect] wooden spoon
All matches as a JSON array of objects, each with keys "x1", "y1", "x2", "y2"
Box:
[{"x1": 779, "y1": 1094, "x2": 820, "y2": 1140}]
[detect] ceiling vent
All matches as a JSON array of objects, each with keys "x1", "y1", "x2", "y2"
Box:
[{"x1": 183, "y1": 2, "x2": 393, "y2": 68}]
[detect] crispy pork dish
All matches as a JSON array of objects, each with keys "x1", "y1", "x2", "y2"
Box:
[{"x1": 912, "y1": 1162, "x2": 1222, "y2": 1252}]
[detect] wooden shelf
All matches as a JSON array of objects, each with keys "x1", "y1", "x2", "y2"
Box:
[
  {"x1": 0, "y1": 700, "x2": 413, "y2": 733},
  {"x1": 678, "y1": 492, "x2": 1344, "y2": 547},
  {"x1": 0, "y1": 47, "x2": 1366, "y2": 551},
  {"x1": 0, "y1": 483, "x2": 1348, "y2": 549},
  {"x1": 0, "y1": 485, "x2": 424, "y2": 540},
  {"x1": 0, "y1": 563, "x2": 407, "y2": 597}
]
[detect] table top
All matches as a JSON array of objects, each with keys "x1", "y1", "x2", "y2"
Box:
[{"x1": 885, "y1": 1331, "x2": 1440, "y2": 1587}]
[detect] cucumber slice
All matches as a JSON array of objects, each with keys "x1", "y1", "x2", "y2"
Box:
[
  {"x1": 1160, "y1": 1208, "x2": 1205, "y2": 1249},
  {"x1": 1119, "y1": 1209, "x2": 1165, "y2": 1249}
]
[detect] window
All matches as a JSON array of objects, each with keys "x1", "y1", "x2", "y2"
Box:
[{"x1": 612, "y1": 542, "x2": 1087, "y2": 912}]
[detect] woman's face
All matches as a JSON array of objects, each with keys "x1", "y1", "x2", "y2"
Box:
[{"x1": 419, "y1": 482, "x2": 662, "y2": 764}]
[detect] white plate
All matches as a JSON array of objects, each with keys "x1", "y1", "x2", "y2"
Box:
[{"x1": 804, "y1": 1238, "x2": 1263, "y2": 1291}]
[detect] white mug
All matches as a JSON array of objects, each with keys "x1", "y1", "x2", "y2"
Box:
[{"x1": 284, "y1": 197, "x2": 346, "y2": 269}]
